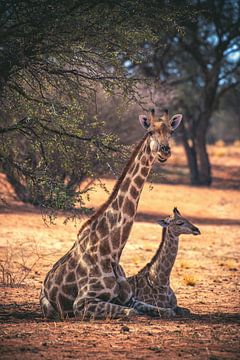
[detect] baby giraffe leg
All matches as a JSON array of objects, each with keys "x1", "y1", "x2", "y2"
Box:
[
  {"x1": 174, "y1": 306, "x2": 191, "y2": 316},
  {"x1": 130, "y1": 298, "x2": 176, "y2": 318},
  {"x1": 168, "y1": 288, "x2": 191, "y2": 316},
  {"x1": 73, "y1": 297, "x2": 138, "y2": 320}
]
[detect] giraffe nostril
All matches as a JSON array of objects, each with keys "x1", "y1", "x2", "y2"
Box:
[
  {"x1": 160, "y1": 145, "x2": 170, "y2": 155},
  {"x1": 193, "y1": 227, "x2": 201, "y2": 235}
]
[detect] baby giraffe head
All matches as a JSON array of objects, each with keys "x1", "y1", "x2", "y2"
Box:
[
  {"x1": 157, "y1": 207, "x2": 201, "y2": 236},
  {"x1": 139, "y1": 109, "x2": 182, "y2": 163}
]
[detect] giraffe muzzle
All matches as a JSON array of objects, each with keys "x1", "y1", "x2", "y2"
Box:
[
  {"x1": 192, "y1": 227, "x2": 201, "y2": 235},
  {"x1": 158, "y1": 145, "x2": 171, "y2": 162}
]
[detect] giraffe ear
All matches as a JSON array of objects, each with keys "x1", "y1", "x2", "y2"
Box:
[
  {"x1": 173, "y1": 207, "x2": 181, "y2": 216},
  {"x1": 157, "y1": 219, "x2": 170, "y2": 228},
  {"x1": 170, "y1": 114, "x2": 182, "y2": 131},
  {"x1": 139, "y1": 115, "x2": 151, "y2": 130}
]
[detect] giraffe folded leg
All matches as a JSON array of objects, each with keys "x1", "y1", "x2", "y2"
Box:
[
  {"x1": 130, "y1": 298, "x2": 176, "y2": 318},
  {"x1": 40, "y1": 287, "x2": 61, "y2": 320},
  {"x1": 73, "y1": 297, "x2": 138, "y2": 320}
]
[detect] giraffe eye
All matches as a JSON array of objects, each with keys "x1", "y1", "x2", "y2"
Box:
[{"x1": 176, "y1": 221, "x2": 184, "y2": 226}]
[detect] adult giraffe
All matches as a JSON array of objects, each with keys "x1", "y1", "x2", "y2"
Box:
[{"x1": 40, "y1": 109, "x2": 182, "y2": 320}]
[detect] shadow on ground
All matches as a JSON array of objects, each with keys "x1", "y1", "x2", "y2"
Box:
[
  {"x1": 1, "y1": 203, "x2": 239, "y2": 227},
  {"x1": 135, "y1": 212, "x2": 240, "y2": 226},
  {"x1": 1, "y1": 302, "x2": 239, "y2": 326}
]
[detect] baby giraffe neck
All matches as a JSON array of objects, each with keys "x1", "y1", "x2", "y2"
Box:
[{"x1": 149, "y1": 228, "x2": 179, "y2": 285}]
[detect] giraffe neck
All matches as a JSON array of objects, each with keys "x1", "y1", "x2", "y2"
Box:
[
  {"x1": 149, "y1": 228, "x2": 179, "y2": 285},
  {"x1": 78, "y1": 133, "x2": 156, "y2": 259}
]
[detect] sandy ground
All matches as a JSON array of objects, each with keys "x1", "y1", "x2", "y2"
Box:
[{"x1": 0, "y1": 144, "x2": 240, "y2": 359}]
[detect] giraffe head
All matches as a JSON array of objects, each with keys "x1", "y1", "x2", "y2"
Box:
[
  {"x1": 139, "y1": 109, "x2": 182, "y2": 163},
  {"x1": 157, "y1": 207, "x2": 201, "y2": 236}
]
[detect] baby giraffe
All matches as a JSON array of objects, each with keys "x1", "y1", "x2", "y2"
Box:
[{"x1": 128, "y1": 207, "x2": 200, "y2": 315}]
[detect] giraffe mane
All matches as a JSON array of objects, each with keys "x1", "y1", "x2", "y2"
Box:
[
  {"x1": 147, "y1": 227, "x2": 167, "y2": 267},
  {"x1": 78, "y1": 132, "x2": 149, "y2": 237},
  {"x1": 136, "y1": 226, "x2": 167, "y2": 278}
]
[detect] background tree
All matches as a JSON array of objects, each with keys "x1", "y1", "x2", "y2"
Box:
[
  {"x1": 136, "y1": 0, "x2": 240, "y2": 185},
  {"x1": 0, "y1": 0, "x2": 187, "y2": 215}
]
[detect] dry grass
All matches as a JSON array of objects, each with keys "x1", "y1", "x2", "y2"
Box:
[
  {"x1": 219, "y1": 259, "x2": 238, "y2": 272},
  {"x1": 183, "y1": 274, "x2": 198, "y2": 287}
]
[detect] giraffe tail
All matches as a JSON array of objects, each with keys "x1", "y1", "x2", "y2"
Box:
[{"x1": 39, "y1": 285, "x2": 60, "y2": 321}]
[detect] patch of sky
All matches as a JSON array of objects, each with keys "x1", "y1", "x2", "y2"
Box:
[
  {"x1": 206, "y1": 34, "x2": 219, "y2": 47},
  {"x1": 124, "y1": 60, "x2": 132, "y2": 68},
  {"x1": 225, "y1": 44, "x2": 240, "y2": 63}
]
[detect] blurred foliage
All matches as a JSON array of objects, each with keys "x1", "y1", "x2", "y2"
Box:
[
  {"x1": 209, "y1": 86, "x2": 240, "y2": 143},
  {"x1": 130, "y1": 0, "x2": 240, "y2": 185}
]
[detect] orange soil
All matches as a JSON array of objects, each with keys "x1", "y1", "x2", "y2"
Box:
[{"x1": 0, "y1": 145, "x2": 239, "y2": 359}]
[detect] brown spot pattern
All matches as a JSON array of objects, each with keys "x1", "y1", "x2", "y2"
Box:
[
  {"x1": 62, "y1": 284, "x2": 78, "y2": 298},
  {"x1": 132, "y1": 163, "x2": 140, "y2": 176},
  {"x1": 130, "y1": 185, "x2": 138, "y2": 199},
  {"x1": 111, "y1": 199, "x2": 118, "y2": 210},
  {"x1": 99, "y1": 292, "x2": 112, "y2": 301},
  {"x1": 68, "y1": 257, "x2": 78, "y2": 269},
  {"x1": 123, "y1": 198, "x2": 135, "y2": 217},
  {"x1": 141, "y1": 155, "x2": 147, "y2": 165},
  {"x1": 66, "y1": 271, "x2": 76, "y2": 283},
  {"x1": 55, "y1": 266, "x2": 66, "y2": 285},
  {"x1": 49, "y1": 286, "x2": 58, "y2": 302},
  {"x1": 141, "y1": 166, "x2": 149, "y2": 177},
  {"x1": 97, "y1": 217, "x2": 109, "y2": 237},
  {"x1": 58, "y1": 293, "x2": 74, "y2": 311},
  {"x1": 134, "y1": 175, "x2": 144, "y2": 188},
  {"x1": 90, "y1": 281, "x2": 104, "y2": 291},
  {"x1": 121, "y1": 177, "x2": 131, "y2": 192},
  {"x1": 89, "y1": 264, "x2": 101, "y2": 277},
  {"x1": 111, "y1": 228, "x2": 121, "y2": 249},
  {"x1": 100, "y1": 260, "x2": 112, "y2": 273},
  {"x1": 99, "y1": 240, "x2": 111, "y2": 256},
  {"x1": 118, "y1": 195, "x2": 124, "y2": 207},
  {"x1": 76, "y1": 264, "x2": 87, "y2": 277},
  {"x1": 83, "y1": 253, "x2": 97, "y2": 266},
  {"x1": 103, "y1": 276, "x2": 116, "y2": 289},
  {"x1": 121, "y1": 221, "x2": 133, "y2": 243}
]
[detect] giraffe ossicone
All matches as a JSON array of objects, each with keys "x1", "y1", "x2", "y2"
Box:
[
  {"x1": 128, "y1": 207, "x2": 200, "y2": 316},
  {"x1": 40, "y1": 109, "x2": 182, "y2": 320}
]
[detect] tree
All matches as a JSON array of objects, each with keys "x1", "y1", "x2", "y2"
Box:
[
  {"x1": 1, "y1": 0, "x2": 198, "y2": 217},
  {"x1": 0, "y1": 1, "x2": 129, "y2": 213},
  {"x1": 1, "y1": 0, "x2": 183, "y2": 214},
  {"x1": 136, "y1": 0, "x2": 240, "y2": 185}
]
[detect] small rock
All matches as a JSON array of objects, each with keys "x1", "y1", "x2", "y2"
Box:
[
  {"x1": 120, "y1": 325, "x2": 130, "y2": 333},
  {"x1": 146, "y1": 331, "x2": 153, "y2": 336}
]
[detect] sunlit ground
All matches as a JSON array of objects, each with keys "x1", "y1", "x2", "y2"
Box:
[{"x1": 0, "y1": 143, "x2": 239, "y2": 359}]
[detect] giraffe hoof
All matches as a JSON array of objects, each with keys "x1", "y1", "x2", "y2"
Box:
[
  {"x1": 175, "y1": 306, "x2": 191, "y2": 317},
  {"x1": 124, "y1": 308, "x2": 138, "y2": 318},
  {"x1": 163, "y1": 308, "x2": 176, "y2": 318}
]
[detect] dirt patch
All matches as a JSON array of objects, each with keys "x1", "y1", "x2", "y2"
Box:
[{"x1": 0, "y1": 145, "x2": 240, "y2": 359}]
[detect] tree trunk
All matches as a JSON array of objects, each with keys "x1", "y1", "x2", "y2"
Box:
[
  {"x1": 179, "y1": 123, "x2": 199, "y2": 185},
  {"x1": 5, "y1": 171, "x2": 36, "y2": 204},
  {"x1": 179, "y1": 114, "x2": 212, "y2": 186},
  {"x1": 195, "y1": 132, "x2": 212, "y2": 185},
  {"x1": 195, "y1": 110, "x2": 212, "y2": 186}
]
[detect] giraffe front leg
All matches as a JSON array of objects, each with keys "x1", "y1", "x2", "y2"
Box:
[
  {"x1": 168, "y1": 287, "x2": 191, "y2": 316},
  {"x1": 130, "y1": 298, "x2": 176, "y2": 318},
  {"x1": 73, "y1": 297, "x2": 138, "y2": 320}
]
